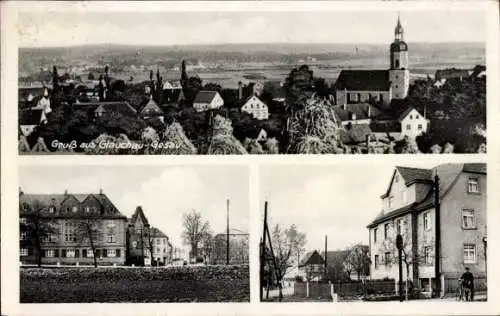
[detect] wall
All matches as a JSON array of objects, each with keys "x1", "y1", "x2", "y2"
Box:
[
  {"x1": 389, "y1": 68, "x2": 409, "y2": 99},
  {"x1": 335, "y1": 90, "x2": 391, "y2": 106},
  {"x1": 440, "y1": 172, "x2": 487, "y2": 278},
  {"x1": 241, "y1": 96, "x2": 269, "y2": 120},
  {"x1": 400, "y1": 109, "x2": 428, "y2": 139}
]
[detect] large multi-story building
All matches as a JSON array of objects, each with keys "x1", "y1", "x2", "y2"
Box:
[
  {"x1": 367, "y1": 163, "x2": 487, "y2": 296},
  {"x1": 19, "y1": 189, "x2": 128, "y2": 265},
  {"x1": 211, "y1": 229, "x2": 249, "y2": 265},
  {"x1": 126, "y1": 206, "x2": 173, "y2": 266}
]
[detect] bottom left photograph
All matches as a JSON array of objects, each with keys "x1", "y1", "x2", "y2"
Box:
[{"x1": 18, "y1": 164, "x2": 250, "y2": 303}]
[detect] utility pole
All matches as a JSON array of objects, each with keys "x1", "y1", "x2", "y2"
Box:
[
  {"x1": 226, "y1": 199, "x2": 230, "y2": 265},
  {"x1": 324, "y1": 235, "x2": 328, "y2": 277},
  {"x1": 260, "y1": 201, "x2": 268, "y2": 301},
  {"x1": 434, "y1": 174, "x2": 441, "y2": 298}
]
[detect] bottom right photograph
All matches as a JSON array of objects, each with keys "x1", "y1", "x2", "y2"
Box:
[{"x1": 259, "y1": 162, "x2": 487, "y2": 303}]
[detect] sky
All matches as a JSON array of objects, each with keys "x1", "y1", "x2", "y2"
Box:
[
  {"x1": 18, "y1": 165, "x2": 249, "y2": 250},
  {"x1": 17, "y1": 10, "x2": 486, "y2": 47},
  {"x1": 259, "y1": 161, "x2": 442, "y2": 254}
]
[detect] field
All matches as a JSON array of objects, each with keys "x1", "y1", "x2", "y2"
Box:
[{"x1": 20, "y1": 265, "x2": 249, "y2": 303}]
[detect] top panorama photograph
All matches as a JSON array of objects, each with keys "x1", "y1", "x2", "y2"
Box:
[{"x1": 18, "y1": 10, "x2": 486, "y2": 155}]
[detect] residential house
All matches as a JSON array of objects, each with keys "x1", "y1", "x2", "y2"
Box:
[
  {"x1": 163, "y1": 80, "x2": 182, "y2": 90},
  {"x1": 139, "y1": 96, "x2": 164, "y2": 122},
  {"x1": 398, "y1": 107, "x2": 428, "y2": 139},
  {"x1": 126, "y1": 206, "x2": 173, "y2": 266},
  {"x1": 367, "y1": 164, "x2": 486, "y2": 296},
  {"x1": 241, "y1": 95, "x2": 269, "y2": 120},
  {"x1": 435, "y1": 68, "x2": 470, "y2": 82},
  {"x1": 19, "y1": 189, "x2": 128, "y2": 266},
  {"x1": 73, "y1": 101, "x2": 138, "y2": 119},
  {"x1": 335, "y1": 16, "x2": 409, "y2": 105},
  {"x1": 298, "y1": 250, "x2": 326, "y2": 281},
  {"x1": 149, "y1": 227, "x2": 173, "y2": 266},
  {"x1": 193, "y1": 91, "x2": 224, "y2": 112}
]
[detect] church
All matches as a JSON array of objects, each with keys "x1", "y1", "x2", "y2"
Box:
[{"x1": 335, "y1": 16, "x2": 410, "y2": 105}]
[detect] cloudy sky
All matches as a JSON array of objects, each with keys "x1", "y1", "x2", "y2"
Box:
[
  {"x1": 259, "y1": 161, "x2": 442, "y2": 253},
  {"x1": 17, "y1": 9, "x2": 486, "y2": 47},
  {"x1": 19, "y1": 165, "x2": 249, "y2": 250}
]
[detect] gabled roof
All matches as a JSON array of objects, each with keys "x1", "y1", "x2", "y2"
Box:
[
  {"x1": 398, "y1": 107, "x2": 424, "y2": 122},
  {"x1": 19, "y1": 192, "x2": 127, "y2": 219},
  {"x1": 335, "y1": 70, "x2": 390, "y2": 91},
  {"x1": 95, "y1": 101, "x2": 137, "y2": 117},
  {"x1": 370, "y1": 121, "x2": 401, "y2": 134},
  {"x1": 368, "y1": 163, "x2": 486, "y2": 228},
  {"x1": 130, "y1": 206, "x2": 149, "y2": 227},
  {"x1": 298, "y1": 250, "x2": 325, "y2": 267},
  {"x1": 333, "y1": 103, "x2": 371, "y2": 122},
  {"x1": 150, "y1": 226, "x2": 168, "y2": 238},
  {"x1": 194, "y1": 91, "x2": 219, "y2": 104},
  {"x1": 139, "y1": 98, "x2": 163, "y2": 115},
  {"x1": 19, "y1": 109, "x2": 44, "y2": 126},
  {"x1": 339, "y1": 124, "x2": 372, "y2": 145}
]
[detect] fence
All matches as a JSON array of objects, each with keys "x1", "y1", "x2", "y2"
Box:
[
  {"x1": 443, "y1": 276, "x2": 487, "y2": 294},
  {"x1": 294, "y1": 282, "x2": 334, "y2": 300},
  {"x1": 334, "y1": 280, "x2": 395, "y2": 297}
]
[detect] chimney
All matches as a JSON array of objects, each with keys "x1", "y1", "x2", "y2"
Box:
[
  {"x1": 19, "y1": 187, "x2": 23, "y2": 196},
  {"x1": 99, "y1": 188, "x2": 103, "y2": 195},
  {"x1": 64, "y1": 189, "x2": 68, "y2": 196},
  {"x1": 238, "y1": 81, "x2": 243, "y2": 100}
]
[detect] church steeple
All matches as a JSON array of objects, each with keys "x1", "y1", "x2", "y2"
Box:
[{"x1": 394, "y1": 14, "x2": 404, "y2": 41}]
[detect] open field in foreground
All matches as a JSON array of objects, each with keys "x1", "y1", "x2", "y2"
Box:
[{"x1": 21, "y1": 265, "x2": 249, "y2": 303}]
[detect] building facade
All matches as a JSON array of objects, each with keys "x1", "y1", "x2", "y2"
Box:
[
  {"x1": 19, "y1": 190, "x2": 128, "y2": 266},
  {"x1": 211, "y1": 229, "x2": 249, "y2": 265},
  {"x1": 241, "y1": 95, "x2": 269, "y2": 120},
  {"x1": 193, "y1": 91, "x2": 224, "y2": 112},
  {"x1": 335, "y1": 16, "x2": 409, "y2": 105},
  {"x1": 367, "y1": 164, "x2": 487, "y2": 296}
]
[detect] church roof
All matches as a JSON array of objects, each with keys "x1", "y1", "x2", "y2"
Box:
[{"x1": 335, "y1": 70, "x2": 390, "y2": 91}]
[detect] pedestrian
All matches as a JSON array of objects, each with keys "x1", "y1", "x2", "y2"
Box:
[{"x1": 461, "y1": 267, "x2": 474, "y2": 301}]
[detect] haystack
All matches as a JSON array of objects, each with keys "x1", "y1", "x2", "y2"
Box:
[
  {"x1": 161, "y1": 122, "x2": 197, "y2": 155},
  {"x1": 31, "y1": 137, "x2": 50, "y2": 152},
  {"x1": 19, "y1": 136, "x2": 31, "y2": 152},
  {"x1": 207, "y1": 115, "x2": 247, "y2": 155}
]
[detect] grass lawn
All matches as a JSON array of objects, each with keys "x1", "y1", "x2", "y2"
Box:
[{"x1": 21, "y1": 266, "x2": 249, "y2": 303}]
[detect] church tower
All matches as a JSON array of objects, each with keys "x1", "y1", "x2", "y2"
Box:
[{"x1": 389, "y1": 15, "x2": 410, "y2": 99}]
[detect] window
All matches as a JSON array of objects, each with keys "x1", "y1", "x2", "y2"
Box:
[
  {"x1": 107, "y1": 249, "x2": 116, "y2": 257},
  {"x1": 396, "y1": 219, "x2": 404, "y2": 235},
  {"x1": 468, "y1": 178, "x2": 479, "y2": 193},
  {"x1": 463, "y1": 244, "x2": 476, "y2": 263},
  {"x1": 20, "y1": 248, "x2": 29, "y2": 256},
  {"x1": 424, "y1": 246, "x2": 432, "y2": 264},
  {"x1": 156, "y1": 239, "x2": 160, "y2": 245},
  {"x1": 373, "y1": 228, "x2": 378, "y2": 243},
  {"x1": 406, "y1": 124, "x2": 411, "y2": 131},
  {"x1": 49, "y1": 206, "x2": 55, "y2": 213},
  {"x1": 72, "y1": 206, "x2": 78, "y2": 213},
  {"x1": 388, "y1": 196, "x2": 395, "y2": 209},
  {"x1": 107, "y1": 233, "x2": 115, "y2": 243},
  {"x1": 156, "y1": 247, "x2": 160, "y2": 254},
  {"x1": 395, "y1": 60, "x2": 400, "y2": 68},
  {"x1": 66, "y1": 249, "x2": 76, "y2": 258},
  {"x1": 85, "y1": 207, "x2": 90, "y2": 213},
  {"x1": 379, "y1": 94, "x2": 383, "y2": 101},
  {"x1": 45, "y1": 249, "x2": 55, "y2": 258},
  {"x1": 384, "y1": 252, "x2": 391, "y2": 265},
  {"x1": 418, "y1": 124, "x2": 423, "y2": 130},
  {"x1": 409, "y1": 115, "x2": 413, "y2": 119},
  {"x1": 64, "y1": 224, "x2": 76, "y2": 242},
  {"x1": 416, "y1": 115, "x2": 420, "y2": 119},
  {"x1": 462, "y1": 209, "x2": 476, "y2": 229},
  {"x1": 384, "y1": 223, "x2": 390, "y2": 239},
  {"x1": 162, "y1": 239, "x2": 166, "y2": 244},
  {"x1": 374, "y1": 255, "x2": 380, "y2": 268},
  {"x1": 423, "y1": 212, "x2": 431, "y2": 231}
]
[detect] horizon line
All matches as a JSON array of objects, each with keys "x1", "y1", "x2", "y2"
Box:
[{"x1": 19, "y1": 40, "x2": 486, "y2": 50}]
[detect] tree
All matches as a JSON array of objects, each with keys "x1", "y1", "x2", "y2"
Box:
[
  {"x1": 200, "y1": 232, "x2": 214, "y2": 264},
  {"x1": 182, "y1": 210, "x2": 211, "y2": 262},
  {"x1": 344, "y1": 244, "x2": 371, "y2": 281},
  {"x1": 88, "y1": 72, "x2": 95, "y2": 81},
  {"x1": 75, "y1": 215, "x2": 102, "y2": 268},
  {"x1": 270, "y1": 224, "x2": 307, "y2": 300},
  {"x1": 20, "y1": 199, "x2": 59, "y2": 267},
  {"x1": 380, "y1": 218, "x2": 433, "y2": 300}
]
